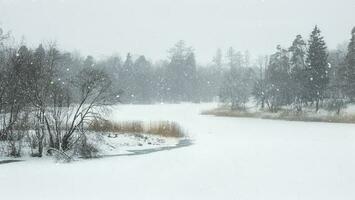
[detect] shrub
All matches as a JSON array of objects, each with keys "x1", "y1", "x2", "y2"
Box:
[
  {"x1": 76, "y1": 135, "x2": 100, "y2": 158},
  {"x1": 325, "y1": 98, "x2": 347, "y2": 115}
]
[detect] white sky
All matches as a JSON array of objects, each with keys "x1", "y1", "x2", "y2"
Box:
[{"x1": 0, "y1": 0, "x2": 354, "y2": 64}]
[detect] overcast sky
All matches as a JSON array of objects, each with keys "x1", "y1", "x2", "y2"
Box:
[{"x1": 0, "y1": 0, "x2": 354, "y2": 63}]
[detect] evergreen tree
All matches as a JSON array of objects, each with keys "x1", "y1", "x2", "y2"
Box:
[
  {"x1": 84, "y1": 55, "x2": 95, "y2": 68},
  {"x1": 184, "y1": 52, "x2": 198, "y2": 102},
  {"x1": 133, "y1": 56, "x2": 154, "y2": 103},
  {"x1": 166, "y1": 40, "x2": 196, "y2": 102},
  {"x1": 244, "y1": 50, "x2": 250, "y2": 68},
  {"x1": 305, "y1": 26, "x2": 329, "y2": 111},
  {"x1": 345, "y1": 27, "x2": 355, "y2": 99},
  {"x1": 289, "y1": 35, "x2": 307, "y2": 111},
  {"x1": 213, "y1": 48, "x2": 223, "y2": 69},
  {"x1": 226, "y1": 47, "x2": 237, "y2": 69},
  {"x1": 121, "y1": 53, "x2": 135, "y2": 102}
]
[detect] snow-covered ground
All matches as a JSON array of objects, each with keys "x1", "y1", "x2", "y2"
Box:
[
  {"x1": 0, "y1": 129, "x2": 179, "y2": 160},
  {"x1": 1, "y1": 103, "x2": 355, "y2": 200},
  {"x1": 94, "y1": 132, "x2": 180, "y2": 156}
]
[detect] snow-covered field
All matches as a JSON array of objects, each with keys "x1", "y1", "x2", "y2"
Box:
[{"x1": 1, "y1": 103, "x2": 355, "y2": 200}]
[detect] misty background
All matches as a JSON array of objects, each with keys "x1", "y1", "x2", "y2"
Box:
[{"x1": 1, "y1": 0, "x2": 354, "y2": 63}]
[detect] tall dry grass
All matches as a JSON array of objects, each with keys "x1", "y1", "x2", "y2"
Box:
[
  {"x1": 88, "y1": 119, "x2": 144, "y2": 133},
  {"x1": 88, "y1": 119, "x2": 185, "y2": 138},
  {"x1": 202, "y1": 107, "x2": 355, "y2": 124},
  {"x1": 146, "y1": 121, "x2": 185, "y2": 138}
]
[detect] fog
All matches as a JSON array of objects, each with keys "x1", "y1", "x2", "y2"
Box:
[
  {"x1": 0, "y1": 0, "x2": 354, "y2": 62},
  {"x1": 2, "y1": 1, "x2": 355, "y2": 199}
]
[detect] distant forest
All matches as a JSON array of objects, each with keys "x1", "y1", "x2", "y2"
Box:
[{"x1": 0, "y1": 25, "x2": 355, "y2": 156}]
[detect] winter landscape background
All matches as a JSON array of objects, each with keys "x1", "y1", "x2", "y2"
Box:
[{"x1": 1, "y1": 0, "x2": 355, "y2": 199}]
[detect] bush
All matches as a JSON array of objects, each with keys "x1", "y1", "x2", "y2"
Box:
[
  {"x1": 6, "y1": 131, "x2": 25, "y2": 157},
  {"x1": 325, "y1": 98, "x2": 347, "y2": 115},
  {"x1": 76, "y1": 135, "x2": 100, "y2": 158}
]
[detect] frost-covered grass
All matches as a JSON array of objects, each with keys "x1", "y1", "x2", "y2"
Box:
[
  {"x1": 146, "y1": 121, "x2": 185, "y2": 138},
  {"x1": 88, "y1": 119, "x2": 144, "y2": 133},
  {"x1": 202, "y1": 105, "x2": 355, "y2": 124},
  {"x1": 88, "y1": 119, "x2": 186, "y2": 138}
]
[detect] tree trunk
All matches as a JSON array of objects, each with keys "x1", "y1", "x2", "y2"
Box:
[
  {"x1": 61, "y1": 134, "x2": 70, "y2": 151},
  {"x1": 45, "y1": 116, "x2": 55, "y2": 148},
  {"x1": 38, "y1": 140, "x2": 43, "y2": 157}
]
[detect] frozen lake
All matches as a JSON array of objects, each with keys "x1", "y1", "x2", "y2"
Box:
[{"x1": 1, "y1": 103, "x2": 355, "y2": 200}]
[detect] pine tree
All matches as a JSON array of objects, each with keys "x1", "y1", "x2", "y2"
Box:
[
  {"x1": 345, "y1": 27, "x2": 355, "y2": 99},
  {"x1": 166, "y1": 41, "x2": 195, "y2": 102},
  {"x1": 185, "y1": 52, "x2": 198, "y2": 102},
  {"x1": 133, "y1": 56, "x2": 154, "y2": 103},
  {"x1": 226, "y1": 47, "x2": 237, "y2": 69},
  {"x1": 121, "y1": 53, "x2": 135, "y2": 102},
  {"x1": 289, "y1": 35, "x2": 307, "y2": 111},
  {"x1": 305, "y1": 26, "x2": 329, "y2": 111},
  {"x1": 213, "y1": 48, "x2": 223, "y2": 68}
]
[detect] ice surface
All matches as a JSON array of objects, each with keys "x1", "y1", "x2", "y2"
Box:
[{"x1": 1, "y1": 103, "x2": 355, "y2": 200}]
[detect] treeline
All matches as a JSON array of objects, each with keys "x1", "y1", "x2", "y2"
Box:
[
  {"x1": 1, "y1": 25, "x2": 354, "y2": 157},
  {"x1": 0, "y1": 29, "x2": 223, "y2": 157},
  {"x1": 98, "y1": 40, "x2": 222, "y2": 103},
  {"x1": 220, "y1": 26, "x2": 355, "y2": 114}
]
